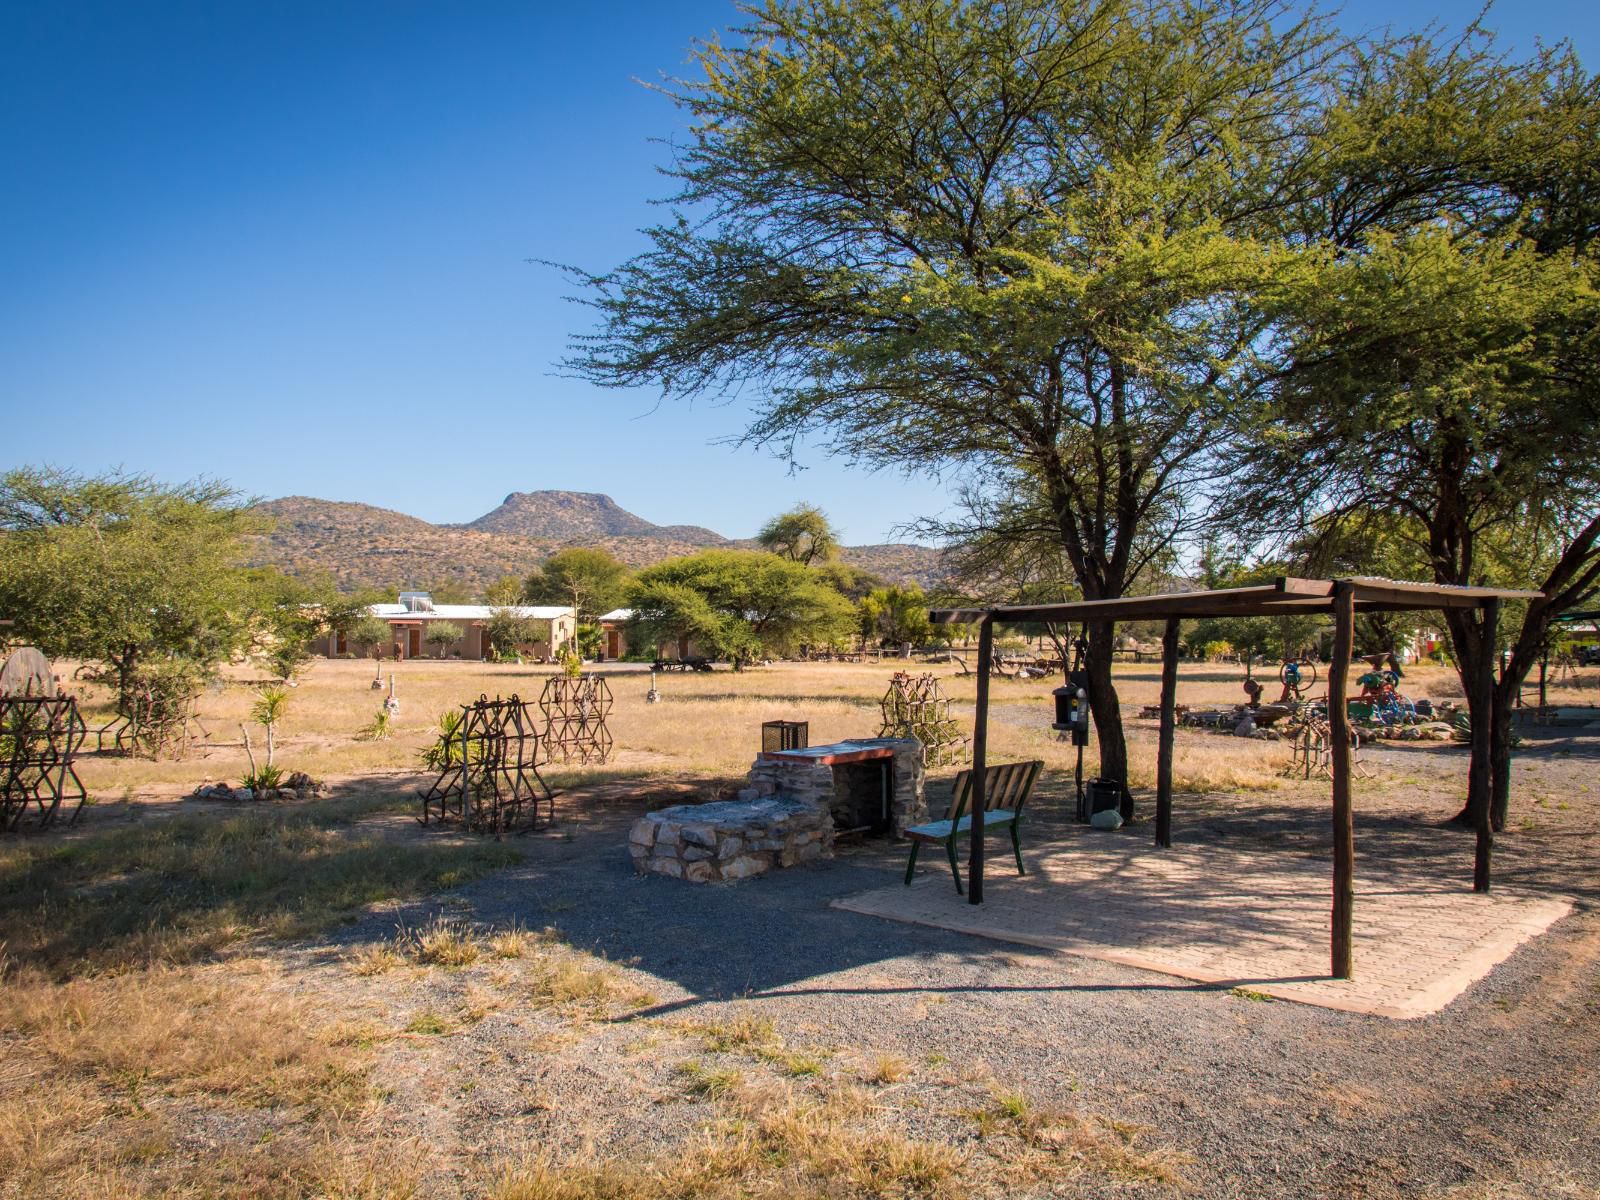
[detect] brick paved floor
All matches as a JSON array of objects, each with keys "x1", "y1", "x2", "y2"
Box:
[{"x1": 834, "y1": 829, "x2": 1573, "y2": 1018}]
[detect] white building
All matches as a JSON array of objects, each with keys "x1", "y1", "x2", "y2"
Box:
[{"x1": 320, "y1": 592, "x2": 576, "y2": 661}]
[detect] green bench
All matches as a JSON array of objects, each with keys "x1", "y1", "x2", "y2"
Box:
[{"x1": 904, "y1": 760, "x2": 1043, "y2": 894}]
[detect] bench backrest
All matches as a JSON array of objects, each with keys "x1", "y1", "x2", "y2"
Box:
[{"x1": 947, "y1": 760, "x2": 1043, "y2": 825}]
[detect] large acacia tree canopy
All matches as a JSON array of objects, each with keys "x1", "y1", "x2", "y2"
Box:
[
  {"x1": 564, "y1": 0, "x2": 1328, "y2": 534},
  {"x1": 626, "y1": 549, "x2": 857, "y2": 659},
  {"x1": 0, "y1": 467, "x2": 263, "y2": 682}
]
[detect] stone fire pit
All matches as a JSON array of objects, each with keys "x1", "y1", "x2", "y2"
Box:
[
  {"x1": 630, "y1": 737, "x2": 926, "y2": 884},
  {"x1": 628, "y1": 796, "x2": 830, "y2": 882}
]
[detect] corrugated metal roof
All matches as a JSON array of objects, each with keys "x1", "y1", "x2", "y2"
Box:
[
  {"x1": 598, "y1": 608, "x2": 634, "y2": 622},
  {"x1": 366, "y1": 604, "x2": 571, "y2": 621}
]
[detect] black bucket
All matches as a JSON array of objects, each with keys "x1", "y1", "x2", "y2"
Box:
[{"x1": 1087, "y1": 778, "x2": 1123, "y2": 817}]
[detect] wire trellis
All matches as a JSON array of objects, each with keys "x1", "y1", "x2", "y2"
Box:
[
  {"x1": 419, "y1": 693, "x2": 553, "y2": 834},
  {"x1": 878, "y1": 672, "x2": 968, "y2": 767},
  {"x1": 1, "y1": 695, "x2": 88, "y2": 832},
  {"x1": 538, "y1": 675, "x2": 614, "y2": 765}
]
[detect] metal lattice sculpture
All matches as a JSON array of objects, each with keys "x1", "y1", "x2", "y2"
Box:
[
  {"x1": 1, "y1": 695, "x2": 88, "y2": 831},
  {"x1": 878, "y1": 672, "x2": 968, "y2": 767},
  {"x1": 419, "y1": 694, "x2": 553, "y2": 834},
  {"x1": 538, "y1": 675, "x2": 614, "y2": 764}
]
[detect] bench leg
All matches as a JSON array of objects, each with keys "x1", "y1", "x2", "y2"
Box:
[
  {"x1": 904, "y1": 841, "x2": 921, "y2": 886},
  {"x1": 1011, "y1": 823, "x2": 1025, "y2": 877},
  {"x1": 946, "y1": 835, "x2": 964, "y2": 895}
]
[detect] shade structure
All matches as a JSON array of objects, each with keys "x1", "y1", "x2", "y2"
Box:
[{"x1": 932, "y1": 577, "x2": 1541, "y2": 980}]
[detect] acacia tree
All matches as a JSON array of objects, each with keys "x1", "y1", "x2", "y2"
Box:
[
  {"x1": 564, "y1": 0, "x2": 1336, "y2": 805},
  {"x1": 524, "y1": 548, "x2": 632, "y2": 623},
  {"x1": 860, "y1": 584, "x2": 933, "y2": 649},
  {"x1": 1241, "y1": 34, "x2": 1600, "y2": 833},
  {"x1": 0, "y1": 468, "x2": 260, "y2": 715},
  {"x1": 627, "y1": 549, "x2": 856, "y2": 666},
  {"x1": 757, "y1": 504, "x2": 839, "y2": 565}
]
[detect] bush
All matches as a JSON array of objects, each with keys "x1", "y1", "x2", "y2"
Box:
[
  {"x1": 423, "y1": 622, "x2": 464, "y2": 657},
  {"x1": 244, "y1": 764, "x2": 285, "y2": 792}
]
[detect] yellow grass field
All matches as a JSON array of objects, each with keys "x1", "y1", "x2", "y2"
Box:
[{"x1": 62, "y1": 653, "x2": 1556, "y2": 804}]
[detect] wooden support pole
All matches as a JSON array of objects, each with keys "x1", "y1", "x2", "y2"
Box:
[
  {"x1": 968, "y1": 615, "x2": 994, "y2": 905},
  {"x1": 1329, "y1": 581, "x2": 1356, "y2": 980},
  {"x1": 1155, "y1": 616, "x2": 1179, "y2": 849},
  {"x1": 1473, "y1": 598, "x2": 1499, "y2": 893}
]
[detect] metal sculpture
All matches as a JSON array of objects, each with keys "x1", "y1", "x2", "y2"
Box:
[
  {"x1": 538, "y1": 675, "x2": 614, "y2": 764},
  {"x1": 419, "y1": 693, "x2": 553, "y2": 834},
  {"x1": 1, "y1": 694, "x2": 88, "y2": 831},
  {"x1": 878, "y1": 672, "x2": 968, "y2": 767}
]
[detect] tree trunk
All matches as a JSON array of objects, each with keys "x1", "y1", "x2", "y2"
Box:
[
  {"x1": 1084, "y1": 620, "x2": 1133, "y2": 819},
  {"x1": 1443, "y1": 607, "x2": 1492, "y2": 829},
  {"x1": 1489, "y1": 694, "x2": 1514, "y2": 833}
]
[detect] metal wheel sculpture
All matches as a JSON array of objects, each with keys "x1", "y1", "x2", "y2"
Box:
[{"x1": 1279, "y1": 658, "x2": 1318, "y2": 700}]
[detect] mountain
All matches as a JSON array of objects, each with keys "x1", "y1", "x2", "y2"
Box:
[
  {"x1": 248, "y1": 491, "x2": 947, "y2": 593},
  {"x1": 463, "y1": 491, "x2": 728, "y2": 544}
]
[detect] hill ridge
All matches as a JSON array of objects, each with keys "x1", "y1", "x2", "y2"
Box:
[{"x1": 247, "y1": 491, "x2": 945, "y2": 593}]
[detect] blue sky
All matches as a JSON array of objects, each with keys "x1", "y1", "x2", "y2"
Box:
[{"x1": 2, "y1": 1, "x2": 1593, "y2": 545}]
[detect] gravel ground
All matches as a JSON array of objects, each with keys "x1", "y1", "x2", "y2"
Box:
[{"x1": 289, "y1": 720, "x2": 1600, "y2": 1199}]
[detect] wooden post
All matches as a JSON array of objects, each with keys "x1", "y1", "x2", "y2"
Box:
[
  {"x1": 968, "y1": 615, "x2": 994, "y2": 905},
  {"x1": 1328, "y1": 582, "x2": 1356, "y2": 980},
  {"x1": 1155, "y1": 616, "x2": 1179, "y2": 849},
  {"x1": 1473, "y1": 598, "x2": 1499, "y2": 893}
]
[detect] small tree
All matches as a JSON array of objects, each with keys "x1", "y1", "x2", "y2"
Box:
[
  {"x1": 251, "y1": 688, "x2": 289, "y2": 768},
  {"x1": 757, "y1": 504, "x2": 839, "y2": 566},
  {"x1": 424, "y1": 622, "x2": 464, "y2": 658},
  {"x1": 352, "y1": 615, "x2": 392, "y2": 659},
  {"x1": 524, "y1": 548, "x2": 632, "y2": 622},
  {"x1": 860, "y1": 584, "x2": 933, "y2": 649},
  {"x1": 485, "y1": 609, "x2": 546, "y2": 660}
]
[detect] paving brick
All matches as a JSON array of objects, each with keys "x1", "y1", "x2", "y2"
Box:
[{"x1": 833, "y1": 831, "x2": 1572, "y2": 1019}]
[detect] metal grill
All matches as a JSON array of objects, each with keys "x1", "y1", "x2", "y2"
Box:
[{"x1": 760, "y1": 720, "x2": 808, "y2": 753}]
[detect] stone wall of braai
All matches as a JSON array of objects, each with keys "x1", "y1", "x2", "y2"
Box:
[{"x1": 628, "y1": 796, "x2": 830, "y2": 883}]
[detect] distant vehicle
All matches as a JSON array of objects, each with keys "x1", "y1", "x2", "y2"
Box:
[{"x1": 1576, "y1": 645, "x2": 1600, "y2": 667}]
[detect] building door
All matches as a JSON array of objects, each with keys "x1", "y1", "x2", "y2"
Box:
[
  {"x1": 408, "y1": 627, "x2": 421, "y2": 659},
  {"x1": 607, "y1": 630, "x2": 620, "y2": 659}
]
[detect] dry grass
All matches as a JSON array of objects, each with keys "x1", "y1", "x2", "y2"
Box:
[
  {"x1": 0, "y1": 785, "x2": 528, "y2": 1198},
  {"x1": 0, "y1": 959, "x2": 406, "y2": 1199},
  {"x1": 966, "y1": 1085, "x2": 1190, "y2": 1188},
  {"x1": 489, "y1": 924, "x2": 535, "y2": 959},
  {"x1": 64, "y1": 654, "x2": 1492, "y2": 799},
  {"x1": 403, "y1": 915, "x2": 481, "y2": 968},
  {"x1": 528, "y1": 952, "x2": 657, "y2": 1012},
  {"x1": 346, "y1": 943, "x2": 404, "y2": 976},
  {"x1": 0, "y1": 795, "x2": 521, "y2": 976},
  {"x1": 489, "y1": 1073, "x2": 965, "y2": 1200},
  {"x1": 863, "y1": 1052, "x2": 912, "y2": 1084}
]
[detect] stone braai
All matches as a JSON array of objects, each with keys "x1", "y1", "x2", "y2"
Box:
[{"x1": 629, "y1": 737, "x2": 927, "y2": 884}]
